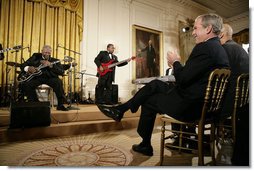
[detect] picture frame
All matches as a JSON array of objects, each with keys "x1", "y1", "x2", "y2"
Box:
[{"x1": 132, "y1": 25, "x2": 163, "y2": 79}]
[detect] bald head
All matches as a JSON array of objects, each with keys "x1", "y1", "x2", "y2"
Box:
[{"x1": 220, "y1": 24, "x2": 233, "y2": 45}]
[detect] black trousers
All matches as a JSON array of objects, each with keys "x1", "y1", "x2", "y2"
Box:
[
  {"x1": 96, "y1": 73, "x2": 113, "y2": 103},
  {"x1": 127, "y1": 80, "x2": 173, "y2": 142},
  {"x1": 21, "y1": 76, "x2": 65, "y2": 106},
  {"x1": 127, "y1": 80, "x2": 202, "y2": 143}
]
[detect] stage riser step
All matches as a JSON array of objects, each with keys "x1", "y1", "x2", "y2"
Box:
[{"x1": 0, "y1": 117, "x2": 141, "y2": 143}]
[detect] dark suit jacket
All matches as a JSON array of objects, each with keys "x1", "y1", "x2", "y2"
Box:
[
  {"x1": 94, "y1": 51, "x2": 127, "y2": 82},
  {"x1": 20, "y1": 53, "x2": 64, "y2": 78},
  {"x1": 141, "y1": 45, "x2": 156, "y2": 67},
  {"x1": 220, "y1": 40, "x2": 249, "y2": 118},
  {"x1": 159, "y1": 37, "x2": 230, "y2": 121}
]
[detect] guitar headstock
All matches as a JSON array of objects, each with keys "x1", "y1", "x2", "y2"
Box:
[
  {"x1": 131, "y1": 56, "x2": 136, "y2": 60},
  {"x1": 13, "y1": 45, "x2": 22, "y2": 50}
]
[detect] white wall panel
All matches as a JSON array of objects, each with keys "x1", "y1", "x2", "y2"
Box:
[{"x1": 82, "y1": 0, "x2": 248, "y2": 102}]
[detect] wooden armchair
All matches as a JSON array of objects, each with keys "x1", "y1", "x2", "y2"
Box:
[{"x1": 160, "y1": 68, "x2": 231, "y2": 166}]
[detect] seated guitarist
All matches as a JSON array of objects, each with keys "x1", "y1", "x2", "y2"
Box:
[
  {"x1": 94, "y1": 44, "x2": 130, "y2": 104},
  {"x1": 20, "y1": 45, "x2": 68, "y2": 111}
]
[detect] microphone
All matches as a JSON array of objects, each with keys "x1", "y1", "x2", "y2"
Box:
[
  {"x1": 11, "y1": 45, "x2": 22, "y2": 53},
  {"x1": 64, "y1": 55, "x2": 73, "y2": 62}
]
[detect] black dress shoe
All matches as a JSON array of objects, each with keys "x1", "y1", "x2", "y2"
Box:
[
  {"x1": 95, "y1": 100, "x2": 106, "y2": 104},
  {"x1": 132, "y1": 143, "x2": 153, "y2": 156},
  {"x1": 57, "y1": 105, "x2": 69, "y2": 111},
  {"x1": 97, "y1": 105, "x2": 123, "y2": 122}
]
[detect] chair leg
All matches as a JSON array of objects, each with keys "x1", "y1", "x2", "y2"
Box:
[
  {"x1": 198, "y1": 124, "x2": 204, "y2": 166},
  {"x1": 160, "y1": 121, "x2": 166, "y2": 166},
  {"x1": 210, "y1": 123, "x2": 216, "y2": 165},
  {"x1": 179, "y1": 124, "x2": 183, "y2": 153}
]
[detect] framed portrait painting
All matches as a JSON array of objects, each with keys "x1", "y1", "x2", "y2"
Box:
[{"x1": 132, "y1": 25, "x2": 163, "y2": 79}]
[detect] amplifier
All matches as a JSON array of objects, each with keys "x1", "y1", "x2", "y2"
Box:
[
  {"x1": 9, "y1": 101, "x2": 51, "y2": 129},
  {"x1": 95, "y1": 84, "x2": 118, "y2": 104}
]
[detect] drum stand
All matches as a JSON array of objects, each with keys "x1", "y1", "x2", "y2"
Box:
[
  {"x1": 66, "y1": 63, "x2": 79, "y2": 110},
  {"x1": 77, "y1": 70, "x2": 95, "y2": 104}
]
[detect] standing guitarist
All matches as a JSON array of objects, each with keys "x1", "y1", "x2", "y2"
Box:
[
  {"x1": 20, "y1": 45, "x2": 68, "y2": 111},
  {"x1": 94, "y1": 44, "x2": 131, "y2": 104}
]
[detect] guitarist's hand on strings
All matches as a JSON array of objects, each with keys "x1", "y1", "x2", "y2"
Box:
[
  {"x1": 99, "y1": 65, "x2": 105, "y2": 72},
  {"x1": 41, "y1": 60, "x2": 53, "y2": 68},
  {"x1": 28, "y1": 66, "x2": 37, "y2": 74}
]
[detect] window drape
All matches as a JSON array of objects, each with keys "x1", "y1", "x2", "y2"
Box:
[{"x1": 0, "y1": 0, "x2": 83, "y2": 100}]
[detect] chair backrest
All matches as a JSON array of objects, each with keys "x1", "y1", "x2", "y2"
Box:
[
  {"x1": 232, "y1": 73, "x2": 249, "y2": 141},
  {"x1": 199, "y1": 68, "x2": 231, "y2": 124},
  {"x1": 234, "y1": 73, "x2": 249, "y2": 108}
]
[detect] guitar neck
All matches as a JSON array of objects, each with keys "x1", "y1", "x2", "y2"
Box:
[
  {"x1": 108, "y1": 58, "x2": 130, "y2": 68},
  {"x1": 37, "y1": 60, "x2": 60, "y2": 70}
]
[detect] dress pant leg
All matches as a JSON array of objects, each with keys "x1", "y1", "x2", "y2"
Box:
[
  {"x1": 96, "y1": 77, "x2": 107, "y2": 102},
  {"x1": 21, "y1": 78, "x2": 42, "y2": 101},
  {"x1": 105, "y1": 74, "x2": 113, "y2": 103},
  {"x1": 137, "y1": 104, "x2": 157, "y2": 144},
  {"x1": 128, "y1": 80, "x2": 173, "y2": 113},
  {"x1": 45, "y1": 77, "x2": 65, "y2": 106}
]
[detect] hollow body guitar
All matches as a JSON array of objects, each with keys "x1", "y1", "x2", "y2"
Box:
[
  {"x1": 97, "y1": 56, "x2": 136, "y2": 76},
  {"x1": 18, "y1": 60, "x2": 60, "y2": 83}
]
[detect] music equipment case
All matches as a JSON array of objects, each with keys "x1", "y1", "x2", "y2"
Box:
[
  {"x1": 95, "y1": 84, "x2": 118, "y2": 104},
  {"x1": 9, "y1": 101, "x2": 51, "y2": 129}
]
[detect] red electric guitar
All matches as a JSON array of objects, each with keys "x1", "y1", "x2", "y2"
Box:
[{"x1": 97, "y1": 56, "x2": 136, "y2": 76}]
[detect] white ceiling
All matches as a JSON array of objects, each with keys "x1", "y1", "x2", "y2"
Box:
[{"x1": 192, "y1": 0, "x2": 249, "y2": 19}]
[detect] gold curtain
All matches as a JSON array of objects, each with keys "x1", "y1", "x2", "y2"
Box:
[
  {"x1": 233, "y1": 28, "x2": 249, "y2": 45},
  {"x1": 0, "y1": 0, "x2": 83, "y2": 101}
]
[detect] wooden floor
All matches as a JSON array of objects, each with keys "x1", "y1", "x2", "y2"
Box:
[{"x1": 0, "y1": 104, "x2": 146, "y2": 143}]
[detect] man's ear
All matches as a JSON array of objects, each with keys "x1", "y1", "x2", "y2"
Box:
[
  {"x1": 206, "y1": 25, "x2": 213, "y2": 34},
  {"x1": 219, "y1": 33, "x2": 224, "y2": 39}
]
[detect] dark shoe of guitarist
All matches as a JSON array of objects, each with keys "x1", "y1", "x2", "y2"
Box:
[{"x1": 57, "y1": 105, "x2": 68, "y2": 111}]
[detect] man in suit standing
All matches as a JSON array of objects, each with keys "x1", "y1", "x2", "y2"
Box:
[
  {"x1": 139, "y1": 40, "x2": 156, "y2": 77},
  {"x1": 94, "y1": 44, "x2": 130, "y2": 104},
  {"x1": 20, "y1": 45, "x2": 68, "y2": 111},
  {"x1": 97, "y1": 14, "x2": 229, "y2": 156}
]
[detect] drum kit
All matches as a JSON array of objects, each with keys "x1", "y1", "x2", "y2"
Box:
[{"x1": 3, "y1": 62, "x2": 27, "y2": 106}]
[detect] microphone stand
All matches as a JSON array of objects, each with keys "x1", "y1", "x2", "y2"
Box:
[
  {"x1": 58, "y1": 45, "x2": 82, "y2": 107},
  {"x1": 57, "y1": 44, "x2": 82, "y2": 55},
  {"x1": 10, "y1": 47, "x2": 25, "y2": 102},
  {"x1": 67, "y1": 62, "x2": 79, "y2": 110},
  {"x1": 77, "y1": 71, "x2": 96, "y2": 104}
]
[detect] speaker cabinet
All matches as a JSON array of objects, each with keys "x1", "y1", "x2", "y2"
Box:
[
  {"x1": 95, "y1": 84, "x2": 118, "y2": 104},
  {"x1": 9, "y1": 101, "x2": 51, "y2": 129},
  {"x1": 111, "y1": 84, "x2": 118, "y2": 104}
]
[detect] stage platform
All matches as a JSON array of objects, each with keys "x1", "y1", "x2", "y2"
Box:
[{"x1": 0, "y1": 104, "x2": 161, "y2": 143}]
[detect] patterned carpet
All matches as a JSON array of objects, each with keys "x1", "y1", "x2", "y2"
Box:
[
  {"x1": 0, "y1": 127, "x2": 214, "y2": 166},
  {"x1": 0, "y1": 131, "x2": 136, "y2": 166},
  {"x1": 19, "y1": 141, "x2": 132, "y2": 166}
]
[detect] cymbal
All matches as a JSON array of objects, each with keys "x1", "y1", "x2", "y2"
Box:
[{"x1": 6, "y1": 61, "x2": 21, "y2": 67}]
